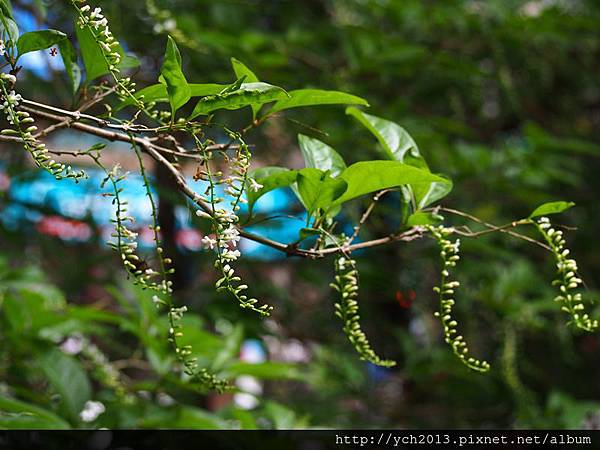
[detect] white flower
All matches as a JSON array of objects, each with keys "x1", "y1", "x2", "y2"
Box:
[
  {"x1": 60, "y1": 336, "x2": 84, "y2": 355},
  {"x1": 202, "y1": 235, "x2": 217, "y2": 249},
  {"x1": 221, "y1": 249, "x2": 241, "y2": 261},
  {"x1": 0, "y1": 40, "x2": 5, "y2": 55},
  {"x1": 79, "y1": 401, "x2": 105, "y2": 422},
  {"x1": 248, "y1": 178, "x2": 263, "y2": 192}
]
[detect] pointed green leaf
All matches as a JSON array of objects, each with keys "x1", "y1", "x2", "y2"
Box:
[
  {"x1": 265, "y1": 89, "x2": 368, "y2": 117},
  {"x1": 346, "y1": 106, "x2": 419, "y2": 160},
  {"x1": 189, "y1": 82, "x2": 288, "y2": 119},
  {"x1": 529, "y1": 201, "x2": 575, "y2": 219},
  {"x1": 298, "y1": 134, "x2": 346, "y2": 177},
  {"x1": 160, "y1": 36, "x2": 191, "y2": 116},
  {"x1": 17, "y1": 29, "x2": 66, "y2": 55},
  {"x1": 231, "y1": 57, "x2": 263, "y2": 119},
  {"x1": 347, "y1": 107, "x2": 452, "y2": 209},
  {"x1": 334, "y1": 161, "x2": 444, "y2": 205}
]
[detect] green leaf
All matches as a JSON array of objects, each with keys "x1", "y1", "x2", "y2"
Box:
[
  {"x1": 160, "y1": 36, "x2": 191, "y2": 116},
  {"x1": 298, "y1": 134, "x2": 346, "y2": 177},
  {"x1": 265, "y1": 89, "x2": 369, "y2": 117},
  {"x1": 412, "y1": 174, "x2": 453, "y2": 209},
  {"x1": 231, "y1": 57, "x2": 262, "y2": 119},
  {"x1": 17, "y1": 29, "x2": 65, "y2": 55},
  {"x1": 0, "y1": 15, "x2": 18, "y2": 45},
  {"x1": 76, "y1": 24, "x2": 139, "y2": 82},
  {"x1": 211, "y1": 324, "x2": 244, "y2": 372},
  {"x1": 38, "y1": 349, "x2": 92, "y2": 423},
  {"x1": 297, "y1": 168, "x2": 348, "y2": 216},
  {"x1": 405, "y1": 211, "x2": 443, "y2": 227},
  {"x1": 347, "y1": 107, "x2": 452, "y2": 209},
  {"x1": 529, "y1": 201, "x2": 575, "y2": 219},
  {"x1": 0, "y1": 395, "x2": 70, "y2": 429},
  {"x1": 246, "y1": 166, "x2": 298, "y2": 214},
  {"x1": 58, "y1": 39, "x2": 81, "y2": 95},
  {"x1": 334, "y1": 161, "x2": 444, "y2": 205},
  {"x1": 0, "y1": 0, "x2": 14, "y2": 20},
  {"x1": 224, "y1": 362, "x2": 303, "y2": 380},
  {"x1": 189, "y1": 82, "x2": 288, "y2": 119},
  {"x1": 346, "y1": 107, "x2": 419, "y2": 160},
  {"x1": 115, "y1": 83, "x2": 227, "y2": 112}
]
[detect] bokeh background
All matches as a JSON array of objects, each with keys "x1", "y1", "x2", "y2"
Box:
[{"x1": 0, "y1": 0, "x2": 599, "y2": 429}]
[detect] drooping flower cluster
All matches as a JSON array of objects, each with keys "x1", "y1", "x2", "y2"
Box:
[
  {"x1": 0, "y1": 74, "x2": 86, "y2": 181},
  {"x1": 330, "y1": 255, "x2": 396, "y2": 367},
  {"x1": 162, "y1": 303, "x2": 230, "y2": 392},
  {"x1": 535, "y1": 217, "x2": 598, "y2": 331},
  {"x1": 195, "y1": 137, "x2": 272, "y2": 316},
  {"x1": 72, "y1": 1, "x2": 136, "y2": 101},
  {"x1": 427, "y1": 225, "x2": 491, "y2": 373},
  {"x1": 98, "y1": 162, "x2": 170, "y2": 293}
]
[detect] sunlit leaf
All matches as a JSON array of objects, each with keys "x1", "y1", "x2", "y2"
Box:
[
  {"x1": 529, "y1": 201, "x2": 575, "y2": 219},
  {"x1": 265, "y1": 89, "x2": 369, "y2": 117}
]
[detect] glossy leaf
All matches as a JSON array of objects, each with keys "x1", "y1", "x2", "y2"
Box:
[
  {"x1": 39, "y1": 349, "x2": 92, "y2": 422},
  {"x1": 160, "y1": 36, "x2": 191, "y2": 116},
  {"x1": 265, "y1": 89, "x2": 368, "y2": 117},
  {"x1": 347, "y1": 107, "x2": 452, "y2": 209},
  {"x1": 17, "y1": 29, "x2": 65, "y2": 55},
  {"x1": 298, "y1": 134, "x2": 346, "y2": 177},
  {"x1": 346, "y1": 107, "x2": 419, "y2": 160},
  {"x1": 297, "y1": 168, "x2": 348, "y2": 216},
  {"x1": 246, "y1": 166, "x2": 298, "y2": 214},
  {"x1": 529, "y1": 201, "x2": 575, "y2": 219},
  {"x1": 333, "y1": 161, "x2": 443, "y2": 205},
  {"x1": 189, "y1": 82, "x2": 288, "y2": 119}
]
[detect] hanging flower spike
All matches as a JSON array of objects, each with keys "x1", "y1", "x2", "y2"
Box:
[
  {"x1": 427, "y1": 225, "x2": 490, "y2": 373},
  {"x1": 331, "y1": 255, "x2": 396, "y2": 368},
  {"x1": 0, "y1": 74, "x2": 86, "y2": 181},
  {"x1": 534, "y1": 217, "x2": 598, "y2": 332},
  {"x1": 193, "y1": 131, "x2": 273, "y2": 316}
]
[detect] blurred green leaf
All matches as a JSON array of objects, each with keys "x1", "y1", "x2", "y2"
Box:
[
  {"x1": 0, "y1": 395, "x2": 70, "y2": 429},
  {"x1": 224, "y1": 362, "x2": 303, "y2": 380},
  {"x1": 38, "y1": 349, "x2": 91, "y2": 423}
]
